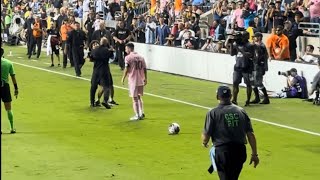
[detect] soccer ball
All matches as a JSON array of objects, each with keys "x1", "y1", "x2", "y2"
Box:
[{"x1": 168, "y1": 123, "x2": 180, "y2": 134}]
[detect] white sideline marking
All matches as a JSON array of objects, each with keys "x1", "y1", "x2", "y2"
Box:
[{"x1": 12, "y1": 61, "x2": 320, "y2": 137}]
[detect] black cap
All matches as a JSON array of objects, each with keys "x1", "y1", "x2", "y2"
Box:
[
  {"x1": 217, "y1": 85, "x2": 232, "y2": 98},
  {"x1": 290, "y1": 68, "x2": 297, "y2": 72},
  {"x1": 252, "y1": 32, "x2": 263, "y2": 38}
]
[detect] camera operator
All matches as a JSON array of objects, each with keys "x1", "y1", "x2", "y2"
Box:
[
  {"x1": 250, "y1": 32, "x2": 270, "y2": 104},
  {"x1": 183, "y1": 31, "x2": 196, "y2": 49},
  {"x1": 227, "y1": 31, "x2": 254, "y2": 106},
  {"x1": 272, "y1": 68, "x2": 308, "y2": 98},
  {"x1": 309, "y1": 60, "x2": 320, "y2": 101}
]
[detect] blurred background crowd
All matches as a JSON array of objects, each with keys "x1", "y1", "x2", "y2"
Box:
[{"x1": 1, "y1": 0, "x2": 320, "y2": 64}]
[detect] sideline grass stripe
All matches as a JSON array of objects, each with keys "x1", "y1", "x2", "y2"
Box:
[{"x1": 12, "y1": 61, "x2": 320, "y2": 137}]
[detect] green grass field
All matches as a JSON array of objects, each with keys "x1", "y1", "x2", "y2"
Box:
[{"x1": 1, "y1": 45, "x2": 320, "y2": 180}]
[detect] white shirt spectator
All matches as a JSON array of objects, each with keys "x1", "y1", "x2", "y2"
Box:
[
  {"x1": 178, "y1": 29, "x2": 195, "y2": 46},
  {"x1": 145, "y1": 21, "x2": 157, "y2": 44},
  {"x1": 83, "y1": 0, "x2": 90, "y2": 12}
]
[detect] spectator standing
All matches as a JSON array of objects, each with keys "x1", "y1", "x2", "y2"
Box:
[
  {"x1": 308, "y1": 0, "x2": 320, "y2": 24},
  {"x1": 155, "y1": 17, "x2": 171, "y2": 45},
  {"x1": 145, "y1": 15, "x2": 156, "y2": 44}
]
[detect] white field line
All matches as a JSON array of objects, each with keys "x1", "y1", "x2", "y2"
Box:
[{"x1": 12, "y1": 61, "x2": 320, "y2": 137}]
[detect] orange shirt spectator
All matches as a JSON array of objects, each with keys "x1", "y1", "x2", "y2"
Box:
[
  {"x1": 266, "y1": 26, "x2": 290, "y2": 60},
  {"x1": 60, "y1": 23, "x2": 73, "y2": 41}
]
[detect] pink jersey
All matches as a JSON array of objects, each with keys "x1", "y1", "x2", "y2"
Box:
[
  {"x1": 310, "y1": 0, "x2": 320, "y2": 18},
  {"x1": 125, "y1": 52, "x2": 146, "y2": 86},
  {"x1": 233, "y1": 9, "x2": 244, "y2": 28}
]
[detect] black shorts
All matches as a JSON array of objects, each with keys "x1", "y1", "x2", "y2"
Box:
[
  {"x1": 233, "y1": 71, "x2": 252, "y2": 86},
  {"x1": 51, "y1": 44, "x2": 59, "y2": 55},
  {"x1": 1, "y1": 83, "x2": 12, "y2": 103}
]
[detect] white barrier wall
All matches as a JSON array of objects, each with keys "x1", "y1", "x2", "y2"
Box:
[{"x1": 133, "y1": 43, "x2": 319, "y2": 92}]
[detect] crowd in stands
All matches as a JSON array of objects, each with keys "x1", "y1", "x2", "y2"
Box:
[{"x1": 1, "y1": 0, "x2": 319, "y2": 64}]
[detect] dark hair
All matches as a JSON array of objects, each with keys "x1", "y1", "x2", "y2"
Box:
[
  {"x1": 307, "y1": 44, "x2": 314, "y2": 51},
  {"x1": 277, "y1": 25, "x2": 284, "y2": 30},
  {"x1": 125, "y1": 43, "x2": 134, "y2": 50}
]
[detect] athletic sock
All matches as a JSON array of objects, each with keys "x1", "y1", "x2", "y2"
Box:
[
  {"x1": 133, "y1": 98, "x2": 139, "y2": 116},
  {"x1": 138, "y1": 98, "x2": 144, "y2": 116},
  {"x1": 7, "y1": 110, "x2": 14, "y2": 130}
]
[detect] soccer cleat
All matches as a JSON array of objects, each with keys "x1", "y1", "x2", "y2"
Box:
[
  {"x1": 130, "y1": 115, "x2": 140, "y2": 121},
  {"x1": 50, "y1": 64, "x2": 54, "y2": 67},
  {"x1": 10, "y1": 129, "x2": 16, "y2": 134},
  {"x1": 101, "y1": 102, "x2": 111, "y2": 109},
  {"x1": 109, "y1": 100, "x2": 119, "y2": 105},
  {"x1": 260, "y1": 99, "x2": 270, "y2": 104},
  {"x1": 250, "y1": 99, "x2": 260, "y2": 104},
  {"x1": 140, "y1": 113, "x2": 145, "y2": 120},
  {"x1": 95, "y1": 101, "x2": 101, "y2": 107}
]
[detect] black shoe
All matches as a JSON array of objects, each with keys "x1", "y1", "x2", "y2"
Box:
[
  {"x1": 109, "y1": 100, "x2": 119, "y2": 105},
  {"x1": 101, "y1": 102, "x2": 111, "y2": 109},
  {"x1": 232, "y1": 101, "x2": 238, "y2": 105},
  {"x1": 95, "y1": 101, "x2": 101, "y2": 107},
  {"x1": 50, "y1": 64, "x2": 54, "y2": 67},
  {"x1": 33, "y1": 52, "x2": 36, "y2": 55},
  {"x1": 76, "y1": 74, "x2": 81, "y2": 77},
  {"x1": 28, "y1": 55, "x2": 31, "y2": 59},
  {"x1": 260, "y1": 99, "x2": 270, "y2": 104},
  {"x1": 140, "y1": 113, "x2": 145, "y2": 119},
  {"x1": 245, "y1": 101, "x2": 250, "y2": 107},
  {"x1": 10, "y1": 129, "x2": 16, "y2": 134},
  {"x1": 250, "y1": 99, "x2": 260, "y2": 104}
]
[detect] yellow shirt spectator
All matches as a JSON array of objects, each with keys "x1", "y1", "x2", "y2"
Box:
[{"x1": 246, "y1": 26, "x2": 254, "y2": 43}]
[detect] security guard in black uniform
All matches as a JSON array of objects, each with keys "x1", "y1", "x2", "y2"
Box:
[
  {"x1": 89, "y1": 38, "x2": 113, "y2": 109},
  {"x1": 202, "y1": 85, "x2": 259, "y2": 180},
  {"x1": 23, "y1": 12, "x2": 35, "y2": 56},
  {"x1": 66, "y1": 22, "x2": 87, "y2": 77},
  {"x1": 113, "y1": 20, "x2": 131, "y2": 70},
  {"x1": 251, "y1": 32, "x2": 270, "y2": 104}
]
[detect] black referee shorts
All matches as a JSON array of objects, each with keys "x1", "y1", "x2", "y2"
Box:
[
  {"x1": 1, "y1": 83, "x2": 12, "y2": 103},
  {"x1": 214, "y1": 143, "x2": 247, "y2": 180}
]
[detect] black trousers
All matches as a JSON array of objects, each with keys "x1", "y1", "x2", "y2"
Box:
[
  {"x1": 90, "y1": 72, "x2": 110, "y2": 105},
  {"x1": 214, "y1": 144, "x2": 247, "y2": 180},
  {"x1": 26, "y1": 33, "x2": 36, "y2": 55},
  {"x1": 115, "y1": 44, "x2": 126, "y2": 69},
  {"x1": 28, "y1": 36, "x2": 42, "y2": 58},
  {"x1": 62, "y1": 41, "x2": 74, "y2": 67},
  {"x1": 290, "y1": 47, "x2": 297, "y2": 62},
  {"x1": 72, "y1": 47, "x2": 84, "y2": 76}
]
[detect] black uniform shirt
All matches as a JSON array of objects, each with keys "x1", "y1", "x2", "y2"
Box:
[
  {"x1": 113, "y1": 28, "x2": 130, "y2": 45},
  {"x1": 203, "y1": 103, "x2": 254, "y2": 147},
  {"x1": 67, "y1": 30, "x2": 87, "y2": 47},
  {"x1": 91, "y1": 46, "x2": 113, "y2": 73}
]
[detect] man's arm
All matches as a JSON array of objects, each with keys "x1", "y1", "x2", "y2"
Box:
[
  {"x1": 144, "y1": 67, "x2": 147, "y2": 85},
  {"x1": 11, "y1": 74, "x2": 18, "y2": 99},
  {"x1": 121, "y1": 67, "x2": 129, "y2": 85},
  {"x1": 201, "y1": 111, "x2": 213, "y2": 148},
  {"x1": 309, "y1": 71, "x2": 320, "y2": 95},
  {"x1": 247, "y1": 132, "x2": 259, "y2": 168}
]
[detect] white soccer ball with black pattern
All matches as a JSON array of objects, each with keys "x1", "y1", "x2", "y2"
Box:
[{"x1": 168, "y1": 123, "x2": 180, "y2": 134}]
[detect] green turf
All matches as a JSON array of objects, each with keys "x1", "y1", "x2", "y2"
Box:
[{"x1": 1, "y1": 46, "x2": 320, "y2": 180}]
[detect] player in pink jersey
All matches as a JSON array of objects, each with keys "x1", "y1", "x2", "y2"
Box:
[{"x1": 121, "y1": 43, "x2": 147, "y2": 120}]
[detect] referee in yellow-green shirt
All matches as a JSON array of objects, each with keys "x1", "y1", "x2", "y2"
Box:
[{"x1": 1, "y1": 48, "x2": 18, "y2": 134}]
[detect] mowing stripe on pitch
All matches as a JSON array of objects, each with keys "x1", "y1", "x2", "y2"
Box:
[{"x1": 12, "y1": 61, "x2": 320, "y2": 137}]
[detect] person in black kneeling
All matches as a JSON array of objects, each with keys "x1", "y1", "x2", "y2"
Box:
[
  {"x1": 89, "y1": 38, "x2": 113, "y2": 109},
  {"x1": 66, "y1": 22, "x2": 87, "y2": 77}
]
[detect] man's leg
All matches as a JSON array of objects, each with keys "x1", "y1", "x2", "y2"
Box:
[
  {"x1": 232, "y1": 71, "x2": 242, "y2": 105},
  {"x1": 28, "y1": 37, "x2": 36, "y2": 59},
  {"x1": 95, "y1": 86, "x2": 104, "y2": 106},
  {"x1": 131, "y1": 97, "x2": 140, "y2": 120},
  {"x1": 36, "y1": 37, "x2": 42, "y2": 58},
  {"x1": 62, "y1": 41, "x2": 68, "y2": 68},
  {"x1": 118, "y1": 45, "x2": 125, "y2": 70},
  {"x1": 2, "y1": 84, "x2": 15, "y2": 133},
  {"x1": 90, "y1": 80, "x2": 98, "y2": 106},
  {"x1": 101, "y1": 86, "x2": 111, "y2": 109},
  {"x1": 72, "y1": 49, "x2": 81, "y2": 76},
  {"x1": 244, "y1": 73, "x2": 252, "y2": 106},
  {"x1": 137, "y1": 95, "x2": 145, "y2": 118}
]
